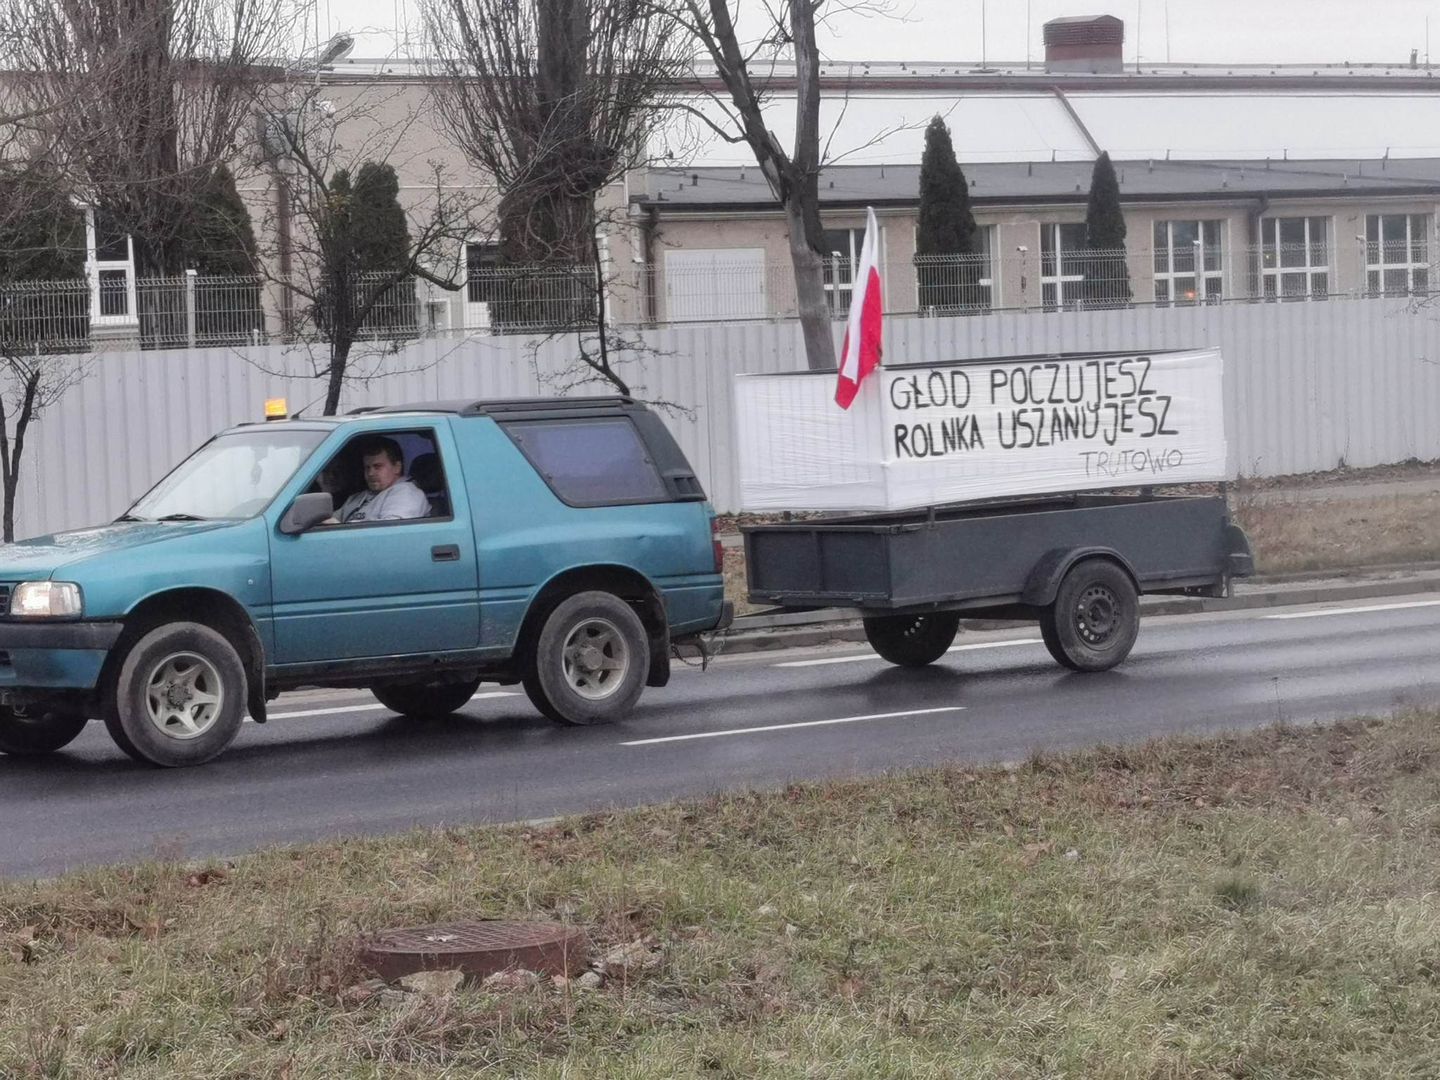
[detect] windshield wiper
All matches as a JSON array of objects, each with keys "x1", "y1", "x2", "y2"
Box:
[
  {"x1": 155, "y1": 513, "x2": 209, "y2": 522},
  {"x1": 114, "y1": 513, "x2": 148, "y2": 523}
]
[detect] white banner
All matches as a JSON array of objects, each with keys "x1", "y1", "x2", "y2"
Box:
[{"x1": 735, "y1": 348, "x2": 1230, "y2": 511}]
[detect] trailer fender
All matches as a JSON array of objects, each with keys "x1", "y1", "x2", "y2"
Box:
[
  {"x1": 1020, "y1": 548, "x2": 1141, "y2": 608},
  {"x1": 1223, "y1": 523, "x2": 1256, "y2": 578}
]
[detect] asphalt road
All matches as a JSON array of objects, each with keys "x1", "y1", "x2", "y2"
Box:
[{"x1": 5, "y1": 594, "x2": 1440, "y2": 880}]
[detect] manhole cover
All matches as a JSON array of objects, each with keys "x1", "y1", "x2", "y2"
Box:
[{"x1": 357, "y1": 920, "x2": 589, "y2": 982}]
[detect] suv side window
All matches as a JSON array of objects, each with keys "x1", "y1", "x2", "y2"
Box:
[
  {"x1": 504, "y1": 418, "x2": 669, "y2": 506},
  {"x1": 309, "y1": 428, "x2": 452, "y2": 524}
]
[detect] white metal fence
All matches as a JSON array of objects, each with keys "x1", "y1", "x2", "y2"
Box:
[
  {"x1": 8, "y1": 241, "x2": 1440, "y2": 354},
  {"x1": 9, "y1": 295, "x2": 1440, "y2": 539}
]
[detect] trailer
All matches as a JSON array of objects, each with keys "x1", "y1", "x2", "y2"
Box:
[
  {"x1": 736, "y1": 348, "x2": 1252, "y2": 672},
  {"x1": 743, "y1": 492, "x2": 1253, "y2": 670}
]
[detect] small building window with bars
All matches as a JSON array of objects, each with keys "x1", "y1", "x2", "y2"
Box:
[
  {"x1": 1366, "y1": 213, "x2": 1430, "y2": 297},
  {"x1": 1153, "y1": 219, "x2": 1223, "y2": 305},
  {"x1": 1260, "y1": 217, "x2": 1329, "y2": 301}
]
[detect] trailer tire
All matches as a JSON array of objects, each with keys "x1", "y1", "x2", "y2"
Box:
[
  {"x1": 1040, "y1": 559, "x2": 1139, "y2": 672},
  {"x1": 0, "y1": 705, "x2": 89, "y2": 756},
  {"x1": 862, "y1": 612, "x2": 961, "y2": 667},
  {"x1": 372, "y1": 677, "x2": 482, "y2": 718},
  {"x1": 523, "y1": 591, "x2": 649, "y2": 726}
]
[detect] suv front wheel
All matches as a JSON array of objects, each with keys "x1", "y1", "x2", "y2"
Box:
[
  {"x1": 524, "y1": 591, "x2": 649, "y2": 726},
  {"x1": 110, "y1": 622, "x2": 248, "y2": 767}
]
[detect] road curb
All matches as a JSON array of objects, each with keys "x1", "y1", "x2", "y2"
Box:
[{"x1": 716, "y1": 572, "x2": 1440, "y2": 656}]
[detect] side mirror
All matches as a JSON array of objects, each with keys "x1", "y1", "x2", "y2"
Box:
[{"x1": 279, "y1": 492, "x2": 334, "y2": 535}]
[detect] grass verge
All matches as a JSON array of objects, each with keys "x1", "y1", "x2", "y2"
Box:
[
  {"x1": 5, "y1": 713, "x2": 1440, "y2": 1077},
  {"x1": 1231, "y1": 490, "x2": 1440, "y2": 574}
]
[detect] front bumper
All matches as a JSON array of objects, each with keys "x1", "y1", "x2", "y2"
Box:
[{"x1": 0, "y1": 620, "x2": 123, "y2": 690}]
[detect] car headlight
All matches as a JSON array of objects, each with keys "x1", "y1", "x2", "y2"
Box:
[{"x1": 11, "y1": 581, "x2": 83, "y2": 619}]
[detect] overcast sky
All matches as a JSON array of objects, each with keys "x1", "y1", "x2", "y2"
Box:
[{"x1": 331, "y1": 1, "x2": 1440, "y2": 67}]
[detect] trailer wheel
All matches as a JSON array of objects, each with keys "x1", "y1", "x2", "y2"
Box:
[
  {"x1": 523, "y1": 591, "x2": 649, "y2": 725},
  {"x1": 0, "y1": 705, "x2": 89, "y2": 756},
  {"x1": 862, "y1": 612, "x2": 961, "y2": 667},
  {"x1": 372, "y1": 677, "x2": 482, "y2": 718},
  {"x1": 1040, "y1": 559, "x2": 1139, "y2": 672}
]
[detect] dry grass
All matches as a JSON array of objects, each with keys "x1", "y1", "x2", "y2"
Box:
[
  {"x1": 5, "y1": 713, "x2": 1440, "y2": 1077},
  {"x1": 721, "y1": 544, "x2": 761, "y2": 616},
  {"x1": 1233, "y1": 490, "x2": 1440, "y2": 574}
]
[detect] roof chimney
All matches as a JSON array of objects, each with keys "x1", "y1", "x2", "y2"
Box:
[{"x1": 1043, "y1": 15, "x2": 1124, "y2": 74}]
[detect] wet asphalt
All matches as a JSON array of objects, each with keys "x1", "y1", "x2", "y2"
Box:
[{"x1": 4, "y1": 594, "x2": 1440, "y2": 879}]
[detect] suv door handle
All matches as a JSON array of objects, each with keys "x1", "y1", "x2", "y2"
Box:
[{"x1": 431, "y1": 544, "x2": 461, "y2": 562}]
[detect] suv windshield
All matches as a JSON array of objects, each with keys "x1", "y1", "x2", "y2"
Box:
[{"x1": 126, "y1": 429, "x2": 328, "y2": 521}]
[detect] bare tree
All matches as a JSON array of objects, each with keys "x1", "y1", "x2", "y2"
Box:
[
  {"x1": 423, "y1": 0, "x2": 688, "y2": 399},
  {"x1": 424, "y1": 0, "x2": 687, "y2": 267},
  {"x1": 256, "y1": 79, "x2": 481, "y2": 414},
  {"x1": 2, "y1": 0, "x2": 290, "y2": 274},
  {"x1": 0, "y1": 73, "x2": 104, "y2": 540},
  {"x1": 0, "y1": 177, "x2": 90, "y2": 540},
  {"x1": 658, "y1": 0, "x2": 891, "y2": 371}
]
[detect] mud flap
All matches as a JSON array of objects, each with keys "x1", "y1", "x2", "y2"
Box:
[
  {"x1": 646, "y1": 624, "x2": 672, "y2": 687},
  {"x1": 245, "y1": 623, "x2": 268, "y2": 723}
]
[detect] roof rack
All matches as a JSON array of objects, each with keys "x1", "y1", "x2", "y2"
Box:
[{"x1": 348, "y1": 396, "x2": 637, "y2": 417}]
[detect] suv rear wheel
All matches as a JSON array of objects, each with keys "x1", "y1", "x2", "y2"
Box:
[
  {"x1": 110, "y1": 622, "x2": 248, "y2": 767},
  {"x1": 372, "y1": 677, "x2": 482, "y2": 718},
  {"x1": 523, "y1": 591, "x2": 649, "y2": 726},
  {"x1": 0, "y1": 704, "x2": 89, "y2": 756}
]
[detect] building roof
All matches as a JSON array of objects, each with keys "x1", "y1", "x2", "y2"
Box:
[
  {"x1": 320, "y1": 55, "x2": 1440, "y2": 87},
  {"x1": 635, "y1": 158, "x2": 1440, "y2": 213},
  {"x1": 658, "y1": 89, "x2": 1440, "y2": 166}
]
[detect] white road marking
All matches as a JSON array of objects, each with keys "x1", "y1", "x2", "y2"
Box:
[
  {"x1": 249, "y1": 691, "x2": 517, "y2": 722},
  {"x1": 774, "y1": 638, "x2": 1045, "y2": 668},
  {"x1": 620, "y1": 706, "x2": 965, "y2": 746},
  {"x1": 1263, "y1": 599, "x2": 1440, "y2": 621}
]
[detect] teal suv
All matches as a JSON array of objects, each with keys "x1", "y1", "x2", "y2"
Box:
[{"x1": 0, "y1": 398, "x2": 732, "y2": 766}]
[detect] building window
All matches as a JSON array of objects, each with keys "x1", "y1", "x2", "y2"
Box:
[
  {"x1": 465, "y1": 242, "x2": 501, "y2": 304},
  {"x1": 463, "y1": 241, "x2": 501, "y2": 329},
  {"x1": 822, "y1": 227, "x2": 862, "y2": 315},
  {"x1": 1261, "y1": 217, "x2": 1329, "y2": 300},
  {"x1": 1040, "y1": 222, "x2": 1087, "y2": 310},
  {"x1": 1366, "y1": 213, "x2": 1430, "y2": 296},
  {"x1": 822, "y1": 226, "x2": 888, "y2": 316},
  {"x1": 85, "y1": 208, "x2": 137, "y2": 324},
  {"x1": 915, "y1": 226, "x2": 994, "y2": 314},
  {"x1": 1153, "y1": 219, "x2": 1223, "y2": 305}
]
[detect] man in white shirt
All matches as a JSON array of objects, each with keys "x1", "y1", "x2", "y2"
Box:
[{"x1": 334, "y1": 438, "x2": 431, "y2": 523}]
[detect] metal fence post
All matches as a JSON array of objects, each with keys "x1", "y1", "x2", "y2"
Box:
[{"x1": 184, "y1": 269, "x2": 198, "y2": 347}]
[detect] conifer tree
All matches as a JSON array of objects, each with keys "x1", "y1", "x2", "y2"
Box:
[
  {"x1": 916, "y1": 116, "x2": 980, "y2": 311},
  {"x1": 1083, "y1": 151, "x2": 1131, "y2": 305}
]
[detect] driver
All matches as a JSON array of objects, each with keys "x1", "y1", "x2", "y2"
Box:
[{"x1": 333, "y1": 437, "x2": 429, "y2": 523}]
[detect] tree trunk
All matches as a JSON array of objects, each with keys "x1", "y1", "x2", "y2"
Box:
[
  {"x1": 3, "y1": 472, "x2": 15, "y2": 544},
  {"x1": 786, "y1": 0, "x2": 835, "y2": 372},
  {"x1": 324, "y1": 337, "x2": 351, "y2": 415},
  {"x1": 0, "y1": 368, "x2": 39, "y2": 542},
  {"x1": 786, "y1": 200, "x2": 836, "y2": 371}
]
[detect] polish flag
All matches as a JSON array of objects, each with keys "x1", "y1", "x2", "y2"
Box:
[{"x1": 834, "y1": 206, "x2": 884, "y2": 409}]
